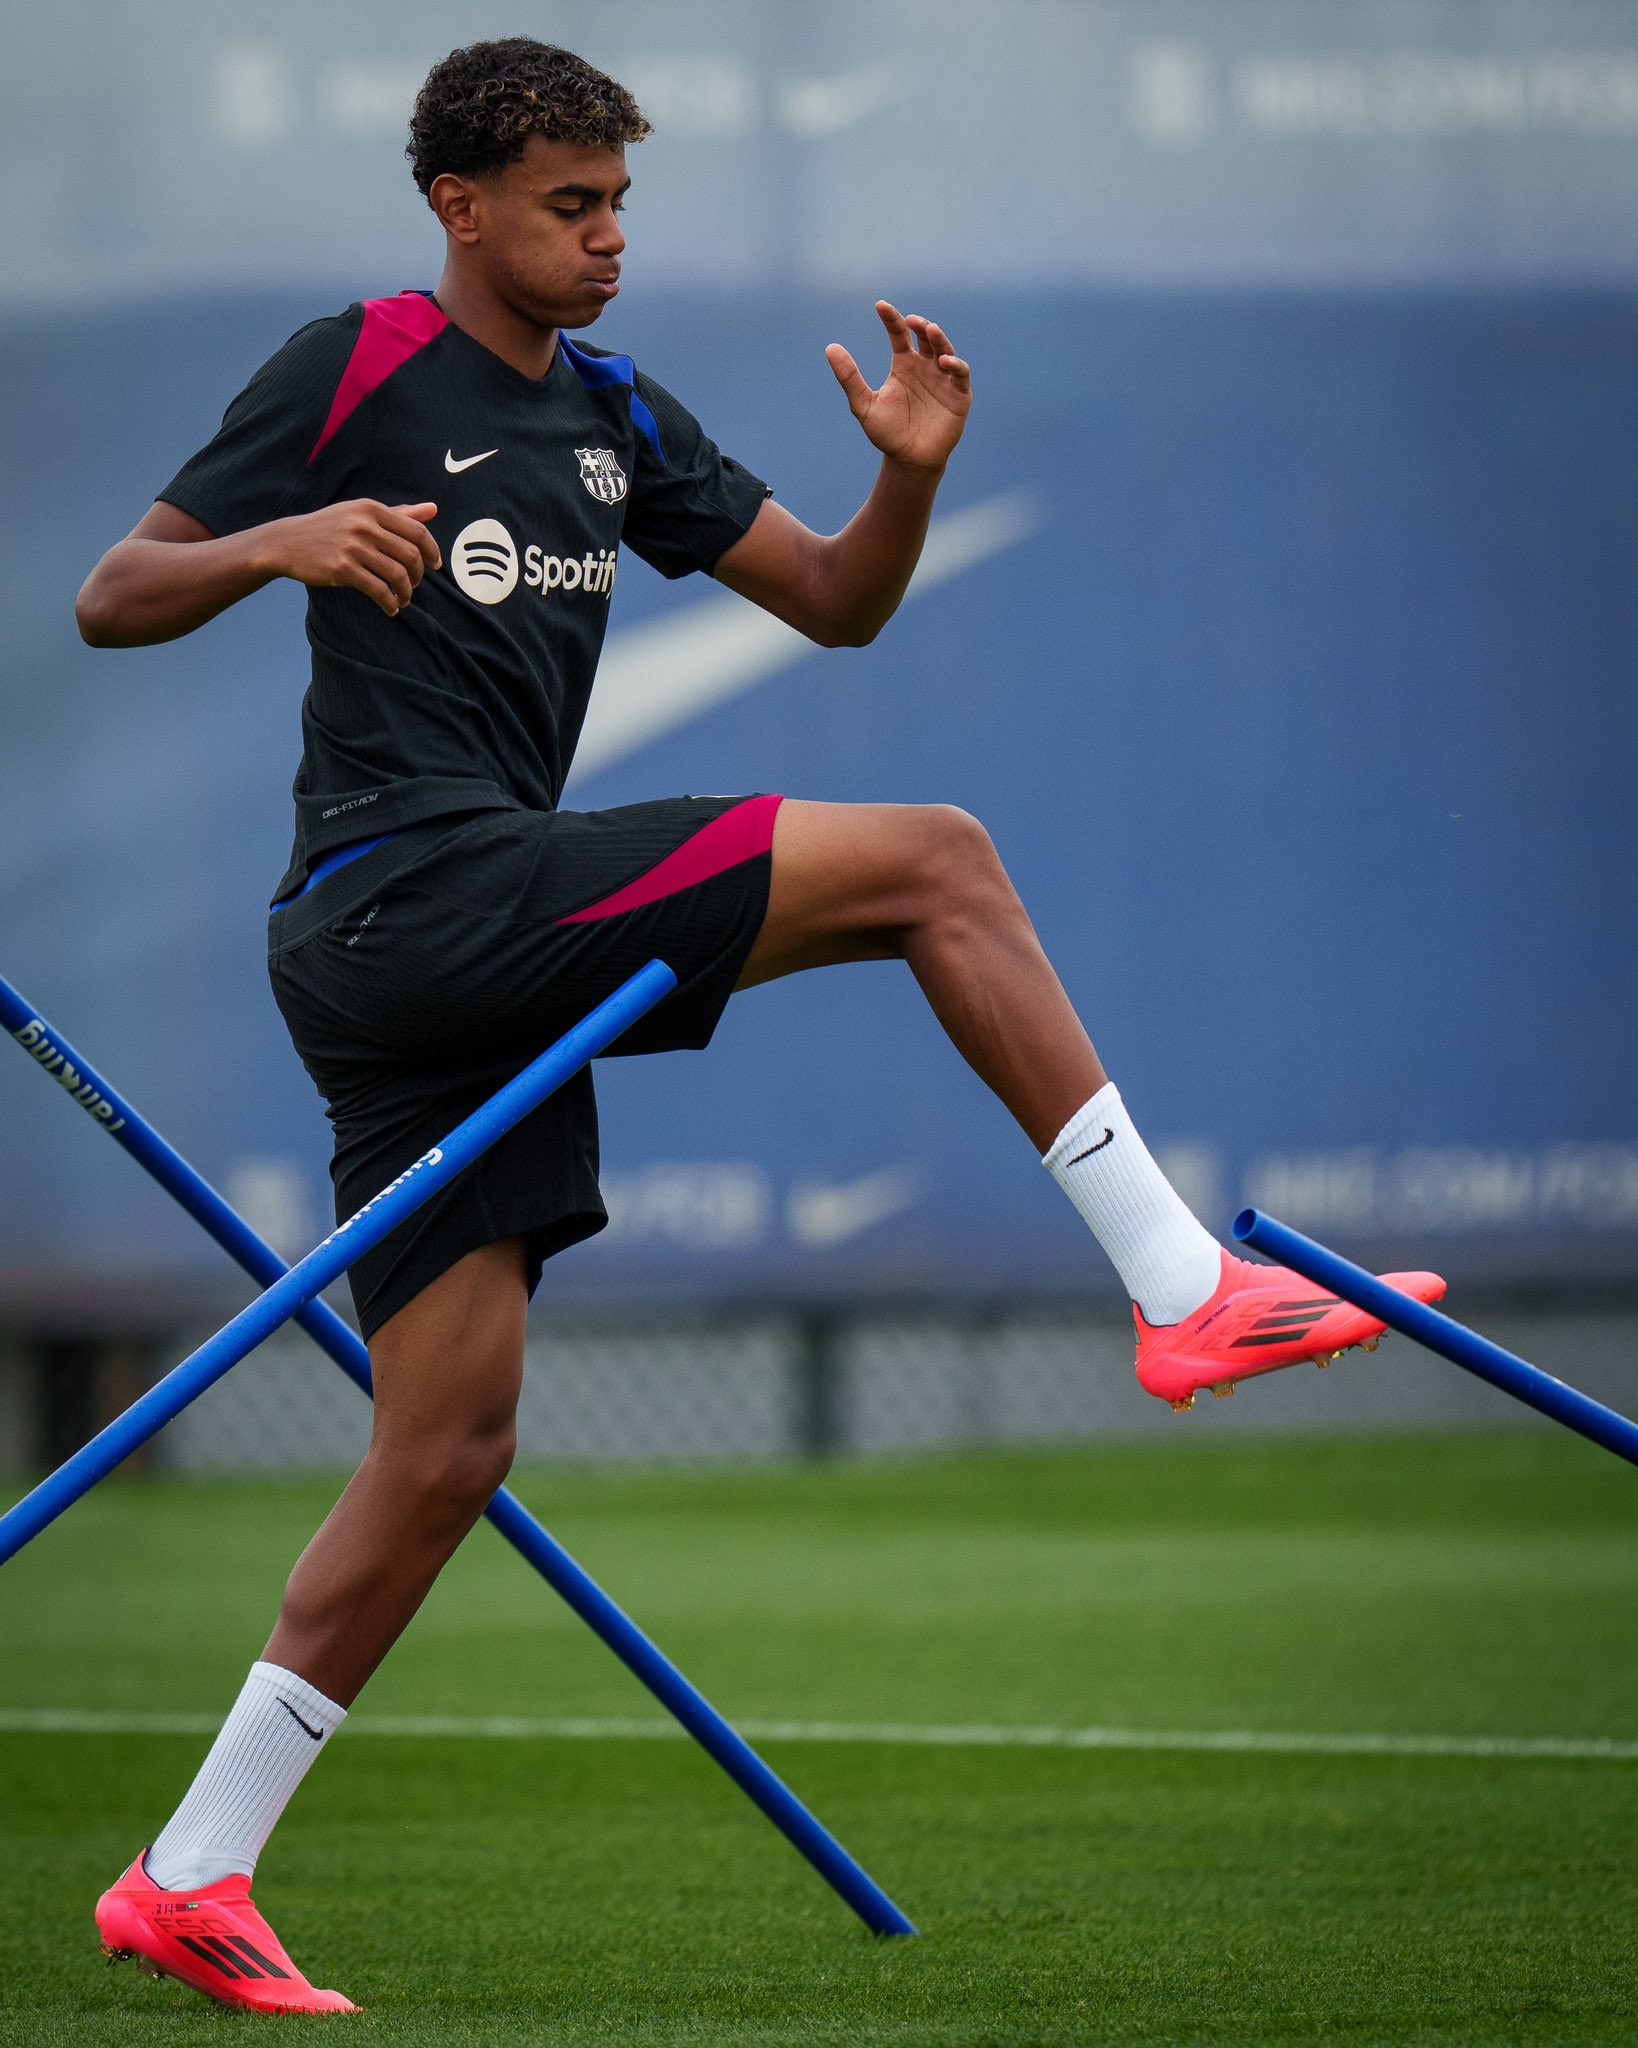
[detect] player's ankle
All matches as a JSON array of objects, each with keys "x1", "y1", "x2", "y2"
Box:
[
  {"x1": 142, "y1": 1846, "x2": 242, "y2": 1892},
  {"x1": 1042, "y1": 1083, "x2": 1222, "y2": 1325},
  {"x1": 145, "y1": 1662, "x2": 345, "y2": 1893}
]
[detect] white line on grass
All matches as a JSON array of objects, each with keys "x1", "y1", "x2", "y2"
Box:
[{"x1": 1, "y1": 1710, "x2": 1634, "y2": 1762}]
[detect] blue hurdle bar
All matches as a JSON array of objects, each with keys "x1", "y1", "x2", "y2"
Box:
[
  {"x1": 1233, "y1": 1208, "x2": 1638, "y2": 1470},
  {"x1": 0, "y1": 964, "x2": 916, "y2": 1937}
]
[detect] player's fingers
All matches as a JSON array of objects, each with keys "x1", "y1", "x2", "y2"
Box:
[
  {"x1": 358, "y1": 532, "x2": 422, "y2": 592},
  {"x1": 920, "y1": 319, "x2": 956, "y2": 360},
  {"x1": 362, "y1": 547, "x2": 416, "y2": 607},
  {"x1": 903, "y1": 314, "x2": 939, "y2": 357},
  {"x1": 350, "y1": 567, "x2": 405, "y2": 617},
  {"x1": 383, "y1": 501, "x2": 439, "y2": 532},
  {"x1": 875, "y1": 300, "x2": 913, "y2": 352},
  {"x1": 825, "y1": 343, "x2": 874, "y2": 415},
  {"x1": 374, "y1": 528, "x2": 429, "y2": 586},
  {"x1": 382, "y1": 504, "x2": 443, "y2": 571},
  {"x1": 941, "y1": 354, "x2": 972, "y2": 389}
]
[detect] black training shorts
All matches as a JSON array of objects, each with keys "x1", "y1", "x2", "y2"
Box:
[{"x1": 267, "y1": 794, "x2": 782, "y2": 1339}]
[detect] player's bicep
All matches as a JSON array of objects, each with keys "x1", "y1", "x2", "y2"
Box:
[{"x1": 712, "y1": 499, "x2": 826, "y2": 632}]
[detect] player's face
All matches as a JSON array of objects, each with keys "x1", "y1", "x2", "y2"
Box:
[{"x1": 474, "y1": 136, "x2": 629, "y2": 331}]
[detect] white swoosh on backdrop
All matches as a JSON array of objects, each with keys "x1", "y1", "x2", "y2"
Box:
[
  {"x1": 568, "y1": 489, "x2": 1042, "y2": 784},
  {"x1": 787, "y1": 1164, "x2": 921, "y2": 1249},
  {"x1": 778, "y1": 60, "x2": 903, "y2": 138}
]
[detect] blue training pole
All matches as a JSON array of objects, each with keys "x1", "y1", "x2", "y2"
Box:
[
  {"x1": 0, "y1": 959, "x2": 678, "y2": 1563},
  {"x1": 1234, "y1": 1208, "x2": 1638, "y2": 1470},
  {"x1": 0, "y1": 965, "x2": 916, "y2": 1937}
]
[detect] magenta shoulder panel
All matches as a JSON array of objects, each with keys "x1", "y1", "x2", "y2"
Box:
[
  {"x1": 558, "y1": 795, "x2": 784, "y2": 925},
  {"x1": 307, "y1": 292, "x2": 448, "y2": 464}
]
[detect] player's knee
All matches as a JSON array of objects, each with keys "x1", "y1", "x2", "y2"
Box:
[
  {"x1": 910, "y1": 804, "x2": 1005, "y2": 906},
  {"x1": 416, "y1": 1419, "x2": 516, "y2": 1521},
  {"x1": 381, "y1": 1402, "x2": 514, "y2": 1522}
]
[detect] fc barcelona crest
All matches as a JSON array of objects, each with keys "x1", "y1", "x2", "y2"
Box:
[{"x1": 575, "y1": 447, "x2": 628, "y2": 504}]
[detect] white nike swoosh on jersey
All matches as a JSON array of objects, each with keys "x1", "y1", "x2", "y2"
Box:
[{"x1": 444, "y1": 448, "x2": 498, "y2": 472}]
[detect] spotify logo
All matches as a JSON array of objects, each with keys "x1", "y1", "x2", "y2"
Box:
[{"x1": 450, "y1": 518, "x2": 519, "y2": 604}]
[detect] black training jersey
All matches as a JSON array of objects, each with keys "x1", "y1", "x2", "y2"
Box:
[{"x1": 160, "y1": 290, "x2": 770, "y2": 895}]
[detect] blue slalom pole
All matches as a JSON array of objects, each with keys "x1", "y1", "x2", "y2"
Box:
[
  {"x1": 0, "y1": 967, "x2": 916, "y2": 1936},
  {"x1": 0, "y1": 959, "x2": 677, "y2": 1562},
  {"x1": 1234, "y1": 1208, "x2": 1638, "y2": 1470},
  {"x1": 0, "y1": 973, "x2": 383, "y2": 1407}
]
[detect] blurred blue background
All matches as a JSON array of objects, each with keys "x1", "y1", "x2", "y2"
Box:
[{"x1": 3, "y1": 1, "x2": 1636, "y2": 1332}]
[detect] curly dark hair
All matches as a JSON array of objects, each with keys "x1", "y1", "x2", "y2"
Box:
[{"x1": 408, "y1": 38, "x2": 650, "y2": 196}]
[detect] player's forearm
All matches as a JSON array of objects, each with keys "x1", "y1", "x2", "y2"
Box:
[
  {"x1": 807, "y1": 455, "x2": 945, "y2": 647},
  {"x1": 75, "y1": 530, "x2": 281, "y2": 647}
]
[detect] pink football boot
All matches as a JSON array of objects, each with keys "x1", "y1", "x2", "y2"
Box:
[
  {"x1": 96, "y1": 1853, "x2": 357, "y2": 2014},
  {"x1": 1136, "y1": 1248, "x2": 1446, "y2": 1410}
]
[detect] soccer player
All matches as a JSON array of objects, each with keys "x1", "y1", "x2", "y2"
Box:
[{"x1": 73, "y1": 39, "x2": 1443, "y2": 2014}]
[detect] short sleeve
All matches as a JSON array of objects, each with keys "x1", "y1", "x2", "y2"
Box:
[
  {"x1": 620, "y1": 371, "x2": 770, "y2": 580},
  {"x1": 157, "y1": 310, "x2": 362, "y2": 538}
]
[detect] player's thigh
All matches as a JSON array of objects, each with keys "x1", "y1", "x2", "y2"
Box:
[
  {"x1": 366, "y1": 1235, "x2": 530, "y2": 1445},
  {"x1": 739, "y1": 798, "x2": 980, "y2": 986}
]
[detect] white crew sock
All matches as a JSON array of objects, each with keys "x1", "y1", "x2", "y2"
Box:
[
  {"x1": 1043, "y1": 1082, "x2": 1223, "y2": 1326},
  {"x1": 145, "y1": 1661, "x2": 346, "y2": 1891}
]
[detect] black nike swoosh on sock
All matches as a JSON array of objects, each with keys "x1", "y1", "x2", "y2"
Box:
[
  {"x1": 1067, "y1": 1128, "x2": 1115, "y2": 1165},
  {"x1": 276, "y1": 1697, "x2": 325, "y2": 1742}
]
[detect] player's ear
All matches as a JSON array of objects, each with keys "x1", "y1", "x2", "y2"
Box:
[{"x1": 428, "y1": 172, "x2": 482, "y2": 244}]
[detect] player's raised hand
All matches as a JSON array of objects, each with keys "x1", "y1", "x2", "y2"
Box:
[
  {"x1": 825, "y1": 302, "x2": 972, "y2": 473},
  {"x1": 264, "y1": 500, "x2": 443, "y2": 617}
]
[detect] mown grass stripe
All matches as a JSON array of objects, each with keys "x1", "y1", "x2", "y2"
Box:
[{"x1": 1, "y1": 1708, "x2": 1633, "y2": 1761}]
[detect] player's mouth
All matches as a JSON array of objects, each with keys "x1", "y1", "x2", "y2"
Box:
[{"x1": 584, "y1": 274, "x2": 620, "y2": 300}]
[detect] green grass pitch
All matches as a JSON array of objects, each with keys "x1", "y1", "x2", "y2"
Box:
[{"x1": 1, "y1": 1427, "x2": 1634, "y2": 2045}]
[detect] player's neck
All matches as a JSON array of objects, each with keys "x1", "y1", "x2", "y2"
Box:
[{"x1": 431, "y1": 267, "x2": 559, "y2": 382}]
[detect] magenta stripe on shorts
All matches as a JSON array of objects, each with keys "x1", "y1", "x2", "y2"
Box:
[{"x1": 557, "y1": 794, "x2": 784, "y2": 925}]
